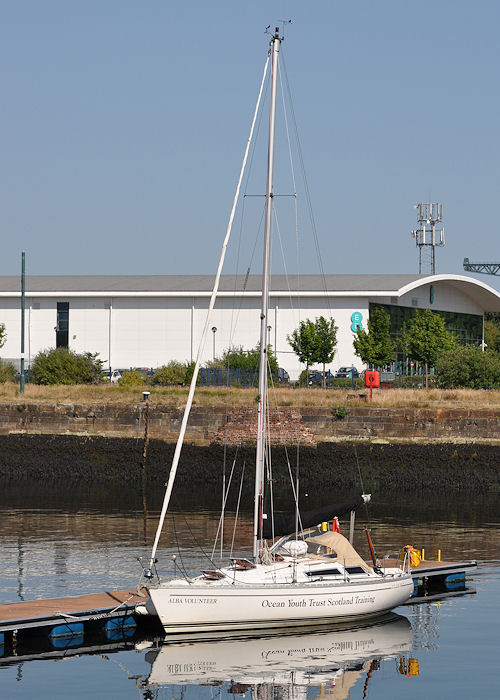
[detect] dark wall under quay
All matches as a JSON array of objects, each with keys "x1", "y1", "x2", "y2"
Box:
[{"x1": 0, "y1": 434, "x2": 498, "y2": 495}]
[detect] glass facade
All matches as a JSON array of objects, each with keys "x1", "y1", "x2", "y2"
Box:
[{"x1": 369, "y1": 302, "x2": 483, "y2": 373}]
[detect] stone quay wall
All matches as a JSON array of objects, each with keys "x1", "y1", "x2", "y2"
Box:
[{"x1": 0, "y1": 401, "x2": 499, "y2": 444}]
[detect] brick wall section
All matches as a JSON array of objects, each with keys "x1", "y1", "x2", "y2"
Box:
[
  {"x1": 0, "y1": 402, "x2": 498, "y2": 444},
  {"x1": 213, "y1": 407, "x2": 316, "y2": 446}
]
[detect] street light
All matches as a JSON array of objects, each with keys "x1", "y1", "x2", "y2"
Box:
[{"x1": 211, "y1": 326, "x2": 217, "y2": 361}]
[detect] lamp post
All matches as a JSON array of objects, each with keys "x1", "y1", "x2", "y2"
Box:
[
  {"x1": 20, "y1": 251, "x2": 25, "y2": 394},
  {"x1": 211, "y1": 326, "x2": 217, "y2": 362}
]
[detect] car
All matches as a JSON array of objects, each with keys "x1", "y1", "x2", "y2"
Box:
[
  {"x1": 306, "y1": 369, "x2": 333, "y2": 386},
  {"x1": 133, "y1": 367, "x2": 154, "y2": 378},
  {"x1": 335, "y1": 366, "x2": 359, "y2": 378},
  {"x1": 275, "y1": 367, "x2": 290, "y2": 384},
  {"x1": 101, "y1": 369, "x2": 123, "y2": 383}
]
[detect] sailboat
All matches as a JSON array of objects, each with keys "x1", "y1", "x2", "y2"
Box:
[{"x1": 139, "y1": 27, "x2": 413, "y2": 636}]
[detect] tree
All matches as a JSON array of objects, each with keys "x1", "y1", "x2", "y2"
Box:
[
  {"x1": 401, "y1": 309, "x2": 455, "y2": 387},
  {"x1": 315, "y1": 316, "x2": 338, "y2": 388},
  {"x1": 353, "y1": 307, "x2": 395, "y2": 369},
  {"x1": 31, "y1": 347, "x2": 104, "y2": 385},
  {"x1": 0, "y1": 322, "x2": 6, "y2": 349},
  {"x1": 484, "y1": 319, "x2": 500, "y2": 353},
  {"x1": 288, "y1": 316, "x2": 338, "y2": 388},
  {"x1": 288, "y1": 319, "x2": 318, "y2": 385},
  {"x1": 436, "y1": 345, "x2": 500, "y2": 388}
]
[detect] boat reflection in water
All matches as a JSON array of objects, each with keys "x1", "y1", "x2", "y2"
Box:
[{"x1": 143, "y1": 612, "x2": 413, "y2": 698}]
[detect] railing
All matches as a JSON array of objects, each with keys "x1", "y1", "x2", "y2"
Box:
[{"x1": 198, "y1": 368, "x2": 289, "y2": 387}]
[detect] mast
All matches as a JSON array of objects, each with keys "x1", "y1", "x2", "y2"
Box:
[{"x1": 253, "y1": 28, "x2": 280, "y2": 561}]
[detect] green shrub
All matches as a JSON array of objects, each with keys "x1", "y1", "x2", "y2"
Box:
[
  {"x1": 436, "y1": 346, "x2": 500, "y2": 389},
  {"x1": 331, "y1": 377, "x2": 364, "y2": 389},
  {"x1": 184, "y1": 361, "x2": 195, "y2": 385},
  {"x1": 0, "y1": 359, "x2": 16, "y2": 383},
  {"x1": 399, "y1": 375, "x2": 423, "y2": 389},
  {"x1": 210, "y1": 345, "x2": 279, "y2": 372},
  {"x1": 153, "y1": 361, "x2": 188, "y2": 386},
  {"x1": 334, "y1": 405, "x2": 347, "y2": 420},
  {"x1": 119, "y1": 370, "x2": 147, "y2": 387},
  {"x1": 31, "y1": 348, "x2": 103, "y2": 385}
]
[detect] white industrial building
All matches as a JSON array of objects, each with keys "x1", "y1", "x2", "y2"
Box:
[{"x1": 1, "y1": 273, "x2": 499, "y2": 379}]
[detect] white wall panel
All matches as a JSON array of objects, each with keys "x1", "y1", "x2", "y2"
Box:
[{"x1": 0, "y1": 278, "x2": 489, "y2": 380}]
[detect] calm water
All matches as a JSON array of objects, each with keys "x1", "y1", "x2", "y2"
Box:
[{"x1": 0, "y1": 481, "x2": 498, "y2": 699}]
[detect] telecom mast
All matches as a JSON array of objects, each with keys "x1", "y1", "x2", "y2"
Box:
[{"x1": 411, "y1": 202, "x2": 445, "y2": 274}]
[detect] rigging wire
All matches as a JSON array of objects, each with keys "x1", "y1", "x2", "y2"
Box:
[
  {"x1": 170, "y1": 514, "x2": 190, "y2": 581},
  {"x1": 147, "y1": 51, "x2": 270, "y2": 571},
  {"x1": 227, "y1": 61, "x2": 270, "y2": 349},
  {"x1": 266, "y1": 370, "x2": 305, "y2": 536},
  {"x1": 280, "y1": 49, "x2": 333, "y2": 318},
  {"x1": 278, "y1": 50, "x2": 302, "y2": 325},
  {"x1": 354, "y1": 443, "x2": 372, "y2": 526},
  {"x1": 176, "y1": 507, "x2": 225, "y2": 571},
  {"x1": 270, "y1": 64, "x2": 305, "y2": 539},
  {"x1": 175, "y1": 507, "x2": 281, "y2": 586},
  {"x1": 276, "y1": 55, "x2": 308, "y2": 538},
  {"x1": 230, "y1": 461, "x2": 246, "y2": 558},
  {"x1": 227, "y1": 204, "x2": 266, "y2": 350},
  {"x1": 211, "y1": 448, "x2": 240, "y2": 560},
  {"x1": 264, "y1": 367, "x2": 275, "y2": 543},
  {"x1": 220, "y1": 440, "x2": 226, "y2": 560}
]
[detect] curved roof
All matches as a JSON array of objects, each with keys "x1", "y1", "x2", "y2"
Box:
[{"x1": 398, "y1": 274, "x2": 500, "y2": 311}]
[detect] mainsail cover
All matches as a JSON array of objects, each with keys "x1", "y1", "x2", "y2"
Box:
[{"x1": 262, "y1": 495, "x2": 365, "y2": 540}]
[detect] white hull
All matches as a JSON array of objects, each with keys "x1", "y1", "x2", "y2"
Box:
[{"x1": 146, "y1": 569, "x2": 413, "y2": 635}]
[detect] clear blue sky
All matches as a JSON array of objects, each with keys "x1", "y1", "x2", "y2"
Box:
[{"x1": 1, "y1": 0, "x2": 499, "y2": 292}]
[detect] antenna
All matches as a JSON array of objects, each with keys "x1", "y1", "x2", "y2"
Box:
[
  {"x1": 278, "y1": 19, "x2": 292, "y2": 38},
  {"x1": 411, "y1": 202, "x2": 445, "y2": 275},
  {"x1": 265, "y1": 20, "x2": 291, "y2": 39}
]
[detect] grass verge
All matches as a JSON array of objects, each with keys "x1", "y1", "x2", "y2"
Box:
[{"x1": 0, "y1": 382, "x2": 498, "y2": 409}]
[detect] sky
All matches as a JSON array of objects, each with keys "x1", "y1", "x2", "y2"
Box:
[{"x1": 1, "y1": 0, "x2": 499, "y2": 292}]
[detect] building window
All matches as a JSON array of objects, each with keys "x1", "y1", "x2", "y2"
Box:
[
  {"x1": 56, "y1": 302, "x2": 69, "y2": 348},
  {"x1": 369, "y1": 302, "x2": 483, "y2": 373}
]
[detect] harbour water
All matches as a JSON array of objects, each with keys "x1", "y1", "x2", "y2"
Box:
[{"x1": 0, "y1": 480, "x2": 498, "y2": 698}]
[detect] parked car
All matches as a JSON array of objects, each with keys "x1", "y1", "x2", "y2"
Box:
[
  {"x1": 307, "y1": 369, "x2": 333, "y2": 386},
  {"x1": 101, "y1": 369, "x2": 123, "y2": 383},
  {"x1": 275, "y1": 367, "x2": 290, "y2": 384},
  {"x1": 133, "y1": 367, "x2": 154, "y2": 379},
  {"x1": 335, "y1": 366, "x2": 359, "y2": 378}
]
